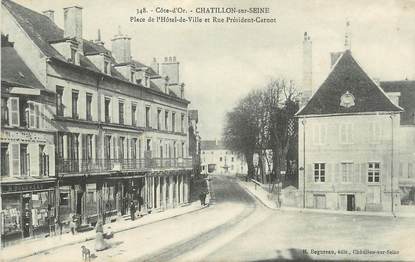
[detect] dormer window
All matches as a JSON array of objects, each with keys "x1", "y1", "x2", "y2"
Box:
[
  {"x1": 104, "y1": 60, "x2": 109, "y2": 74},
  {"x1": 70, "y1": 48, "x2": 76, "y2": 63}
]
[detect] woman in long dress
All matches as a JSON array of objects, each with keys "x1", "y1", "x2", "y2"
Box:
[{"x1": 95, "y1": 221, "x2": 110, "y2": 251}]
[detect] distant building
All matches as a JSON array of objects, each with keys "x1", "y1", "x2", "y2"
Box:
[{"x1": 200, "y1": 140, "x2": 247, "y2": 175}]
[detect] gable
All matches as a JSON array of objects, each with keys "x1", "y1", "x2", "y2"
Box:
[{"x1": 296, "y1": 50, "x2": 402, "y2": 116}]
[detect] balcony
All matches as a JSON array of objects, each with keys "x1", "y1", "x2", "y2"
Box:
[{"x1": 57, "y1": 157, "x2": 193, "y2": 175}]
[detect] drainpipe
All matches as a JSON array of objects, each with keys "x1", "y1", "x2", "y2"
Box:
[
  {"x1": 302, "y1": 118, "x2": 306, "y2": 208},
  {"x1": 390, "y1": 114, "x2": 396, "y2": 217}
]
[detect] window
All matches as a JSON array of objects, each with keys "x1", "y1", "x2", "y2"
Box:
[
  {"x1": 39, "y1": 145, "x2": 49, "y2": 176},
  {"x1": 72, "y1": 90, "x2": 79, "y2": 119},
  {"x1": 131, "y1": 104, "x2": 137, "y2": 126},
  {"x1": 408, "y1": 163, "x2": 413, "y2": 179},
  {"x1": 368, "y1": 162, "x2": 380, "y2": 183},
  {"x1": 182, "y1": 142, "x2": 185, "y2": 157},
  {"x1": 314, "y1": 163, "x2": 325, "y2": 182},
  {"x1": 35, "y1": 104, "x2": 40, "y2": 128},
  {"x1": 313, "y1": 124, "x2": 327, "y2": 145},
  {"x1": 369, "y1": 122, "x2": 381, "y2": 143},
  {"x1": 2, "y1": 97, "x2": 9, "y2": 125},
  {"x1": 220, "y1": 157, "x2": 223, "y2": 162},
  {"x1": 165, "y1": 111, "x2": 169, "y2": 131},
  {"x1": 81, "y1": 134, "x2": 93, "y2": 160},
  {"x1": 339, "y1": 123, "x2": 353, "y2": 144},
  {"x1": 145, "y1": 106, "x2": 150, "y2": 128},
  {"x1": 130, "y1": 72, "x2": 134, "y2": 82},
  {"x1": 104, "y1": 136, "x2": 111, "y2": 160},
  {"x1": 131, "y1": 138, "x2": 137, "y2": 159},
  {"x1": 57, "y1": 133, "x2": 64, "y2": 159},
  {"x1": 1, "y1": 143, "x2": 9, "y2": 177},
  {"x1": 60, "y1": 193, "x2": 69, "y2": 206},
  {"x1": 146, "y1": 139, "x2": 151, "y2": 151},
  {"x1": 86, "y1": 93, "x2": 92, "y2": 121},
  {"x1": 70, "y1": 48, "x2": 76, "y2": 63},
  {"x1": 181, "y1": 114, "x2": 185, "y2": 133},
  {"x1": 104, "y1": 97, "x2": 111, "y2": 123},
  {"x1": 172, "y1": 112, "x2": 176, "y2": 132},
  {"x1": 20, "y1": 144, "x2": 29, "y2": 176},
  {"x1": 157, "y1": 109, "x2": 161, "y2": 130},
  {"x1": 232, "y1": 157, "x2": 234, "y2": 162},
  {"x1": 119, "y1": 137, "x2": 125, "y2": 159},
  {"x1": 119, "y1": 100, "x2": 124, "y2": 125},
  {"x1": 56, "y1": 86, "x2": 64, "y2": 117},
  {"x1": 341, "y1": 162, "x2": 353, "y2": 183},
  {"x1": 104, "y1": 60, "x2": 109, "y2": 74}
]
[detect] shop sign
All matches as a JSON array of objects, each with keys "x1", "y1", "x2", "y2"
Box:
[
  {"x1": 2, "y1": 183, "x2": 53, "y2": 194},
  {"x1": 0, "y1": 130, "x2": 53, "y2": 144}
]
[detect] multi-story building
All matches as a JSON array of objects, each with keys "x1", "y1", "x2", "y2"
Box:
[
  {"x1": 1, "y1": 34, "x2": 56, "y2": 244},
  {"x1": 200, "y1": 140, "x2": 247, "y2": 175},
  {"x1": 1, "y1": 0, "x2": 193, "y2": 235},
  {"x1": 296, "y1": 46, "x2": 404, "y2": 212},
  {"x1": 188, "y1": 110, "x2": 201, "y2": 175}
]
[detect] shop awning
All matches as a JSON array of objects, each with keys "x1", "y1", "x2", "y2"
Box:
[{"x1": 9, "y1": 87, "x2": 41, "y2": 96}]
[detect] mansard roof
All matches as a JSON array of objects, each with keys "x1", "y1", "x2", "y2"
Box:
[
  {"x1": 2, "y1": 0, "x2": 186, "y2": 102},
  {"x1": 1, "y1": 37, "x2": 44, "y2": 90},
  {"x1": 296, "y1": 50, "x2": 402, "y2": 116}
]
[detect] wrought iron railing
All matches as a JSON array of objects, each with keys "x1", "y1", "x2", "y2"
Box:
[{"x1": 57, "y1": 157, "x2": 193, "y2": 174}]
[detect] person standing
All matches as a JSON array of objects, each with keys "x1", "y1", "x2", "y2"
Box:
[
  {"x1": 129, "y1": 201, "x2": 136, "y2": 221},
  {"x1": 95, "y1": 221, "x2": 110, "y2": 251},
  {"x1": 69, "y1": 214, "x2": 76, "y2": 235}
]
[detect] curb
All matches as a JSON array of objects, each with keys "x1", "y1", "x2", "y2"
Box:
[
  {"x1": 238, "y1": 181, "x2": 415, "y2": 219},
  {"x1": 5, "y1": 204, "x2": 207, "y2": 262}
]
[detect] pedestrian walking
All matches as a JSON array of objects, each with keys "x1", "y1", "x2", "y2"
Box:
[
  {"x1": 95, "y1": 220, "x2": 110, "y2": 251},
  {"x1": 69, "y1": 214, "x2": 76, "y2": 235},
  {"x1": 129, "y1": 201, "x2": 136, "y2": 221}
]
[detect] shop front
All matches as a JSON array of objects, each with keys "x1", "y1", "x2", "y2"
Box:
[{"x1": 1, "y1": 179, "x2": 56, "y2": 247}]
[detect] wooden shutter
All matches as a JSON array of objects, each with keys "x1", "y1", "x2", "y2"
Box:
[
  {"x1": 334, "y1": 163, "x2": 340, "y2": 183},
  {"x1": 29, "y1": 102, "x2": 35, "y2": 128},
  {"x1": 326, "y1": 163, "x2": 331, "y2": 183},
  {"x1": 11, "y1": 144, "x2": 20, "y2": 176},
  {"x1": 8, "y1": 97, "x2": 19, "y2": 126},
  {"x1": 360, "y1": 163, "x2": 367, "y2": 183}
]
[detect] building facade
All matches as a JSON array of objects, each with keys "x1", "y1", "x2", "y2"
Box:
[
  {"x1": 1, "y1": 34, "x2": 56, "y2": 245},
  {"x1": 1, "y1": 0, "x2": 194, "y2": 244},
  {"x1": 296, "y1": 49, "x2": 403, "y2": 212},
  {"x1": 200, "y1": 140, "x2": 247, "y2": 175}
]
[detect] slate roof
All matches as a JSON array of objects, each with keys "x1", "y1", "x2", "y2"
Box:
[
  {"x1": 1, "y1": 38, "x2": 45, "y2": 90},
  {"x1": 2, "y1": 0, "x2": 185, "y2": 100},
  {"x1": 201, "y1": 140, "x2": 226, "y2": 150},
  {"x1": 296, "y1": 50, "x2": 402, "y2": 116},
  {"x1": 381, "y1": 80, "x2": 415, "y2": 125}
]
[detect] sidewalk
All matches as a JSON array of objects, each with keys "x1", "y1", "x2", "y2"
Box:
[
  {"x1": 0, "y1": 202, "x2": 205, "y2": 262},
  {"x1": 238, "y1": 179, "x2": 415, "y2": 219}
]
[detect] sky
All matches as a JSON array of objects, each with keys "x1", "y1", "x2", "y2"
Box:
[{"x1": 14, "y1": 0, "x2": 415, "y2": 140}]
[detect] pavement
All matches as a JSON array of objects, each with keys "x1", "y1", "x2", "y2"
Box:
[
  {"x1": 238, "y1": 179, "x2": 415, "y2": 218},
  {"x1": 0, "y1": 201, "x2": 205, "y2": 262}
]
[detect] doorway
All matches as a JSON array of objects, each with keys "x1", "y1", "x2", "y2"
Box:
[
  {"x1": 22, "y1": 195, "x2": 31, "y2": 238},
  {"x1": 347, "y1": 194, "x2": 355, "y2": 211},
  {"x1": 313, "y1": 194, "x2": 326, "y2": 209}
]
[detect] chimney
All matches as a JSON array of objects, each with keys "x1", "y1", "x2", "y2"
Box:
[
  {"x1": 151, "y1": 57, "x2": 159, "y2": 73},
  {"x1": 344, "y1": 20, "x2": 351, "y2": 50},
  {"x1": 111, "y1": 26, "x2": 131, "y2": 64},
  {"x1": 63, "y1": 6, "x2": 83, "y2": 39},
  {"x1": 330, "y1": 52, "x2": 343, "y2": 68},
  {"x1": 43, "y1": 10, "x2": 54, "y2": 22},
  {"x1": 94, "y1": 29, "x2": 104, "y2": 45},
  {"x1": 159, "y1": 56, "x2": 180, "y2": 84},
  {"x1": 302, "y1": 32, "x2": 312, "y2": 100}
]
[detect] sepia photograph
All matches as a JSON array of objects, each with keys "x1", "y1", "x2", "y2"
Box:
[{"x1": 0, "y1": 0, "x2": 415, "y2": 261}]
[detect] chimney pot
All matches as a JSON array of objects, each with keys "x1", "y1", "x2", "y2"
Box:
[{"x1": 43, "y1": 10, "x2": 54, "y2": 22}]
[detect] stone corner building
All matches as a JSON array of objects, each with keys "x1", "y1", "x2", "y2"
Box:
[
  {"x1": 296, "y1": 49, "x2": 405, "y2": 212},
  {"x1": 1, "y1": 0, "x2": 194, "y2": 245}
]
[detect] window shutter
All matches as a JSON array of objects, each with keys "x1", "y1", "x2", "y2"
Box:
[
  {"x1": 8, "y1": 97, "x2": 19, "y2": 126},
  {"x1": 35, "y1": 104, "x2": 40, "y2": 128},
  {"x1": 334, "y1": 163, "x2": 340, "y2": 182},
  {"x1": 126, "y1": 138, "x2": 129, "y2": 159},
  {"x1": 81, "y1": 134, "x2": 87, "y2": 159},
  {"x1": 360, "y1": 163, "x2": 366, "y2": 183},
  {"x1": 113, "y1": 136, "x2": 117, "y2": 159},
  {"x1": 11, "y1": 144, "x2": 20, "y2": 176},
  {"x1": 29, "y1": 102, "x2": 35, "y2": 128},
  {"x1": 326, "y1": 163, "x2": 331, "y2": 183},
  {"x1": 306, "y1": 163, "x2": 313, "y2": 184}
]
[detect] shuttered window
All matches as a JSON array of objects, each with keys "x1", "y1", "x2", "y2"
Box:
[
  {"x1": 314, "y1": 163, "x2": 325, "y2": 182},
  {"x1": 11, "y1": 144, "x2": 20, "y2": 176},
  {"x1": 8, "y1": 97, "x2": 19, "y2": 126}
]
